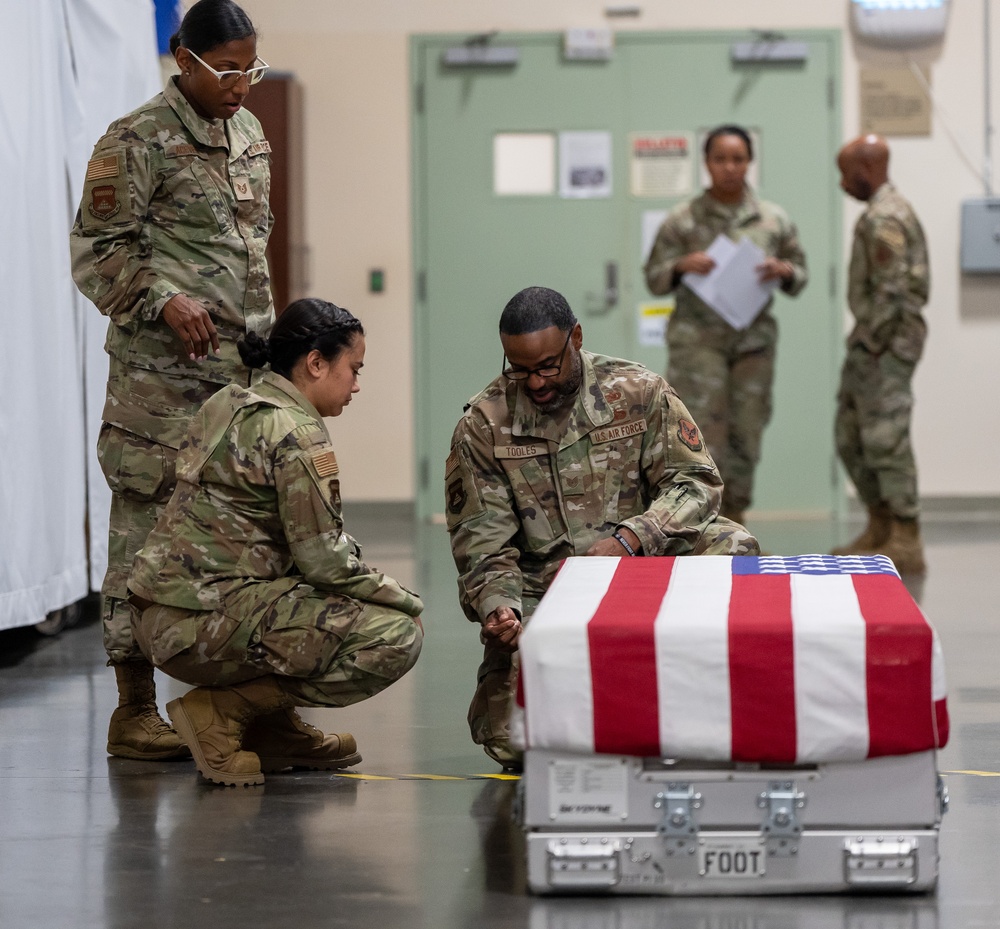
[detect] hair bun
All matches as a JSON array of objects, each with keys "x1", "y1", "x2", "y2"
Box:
[{"x1": 237, "y1": 331, "x2": 271, "y2": 369}]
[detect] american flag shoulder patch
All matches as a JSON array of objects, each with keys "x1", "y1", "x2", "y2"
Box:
[
  {"x1": 311, "y1": 449, "x2": 339, "y2": 477},
  {"x1": 85, "y1": 154, "x2": 120, "y2": 181}
]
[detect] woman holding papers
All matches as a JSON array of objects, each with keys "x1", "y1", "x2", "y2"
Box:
[{"x1": 643, "y1": 125, "x2": 807, "y2": 525}]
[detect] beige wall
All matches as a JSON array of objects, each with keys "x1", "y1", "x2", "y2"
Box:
[{"x1": 245, "y1": 1, "x2": 1000, "y2": 503}]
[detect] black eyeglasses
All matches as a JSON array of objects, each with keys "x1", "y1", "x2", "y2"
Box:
[{"x1": 501, "y1": 329, "x2": 572, "y2": 381}]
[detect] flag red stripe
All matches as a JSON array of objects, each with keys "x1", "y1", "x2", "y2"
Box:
[
  {"x1": 728, "y1": 573, "x2": 796, "y2": 762},
  {"x1": 935, "y1": 699, "x2": 950, "y2": 749},
  {"x1": 853, "y1": 574, "x2": 934, "y2": 757},
  {"x1": 587, "y1": 559, "x2": 673, "y2": 755}
]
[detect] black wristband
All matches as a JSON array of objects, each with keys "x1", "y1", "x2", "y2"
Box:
[{"x1": 612, "y1": 530, "x2": 637, "y2": 557}]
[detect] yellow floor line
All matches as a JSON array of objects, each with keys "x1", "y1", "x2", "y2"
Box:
[
  {"x1": 333, "y1": 773, "x2": 397, "y2": 780},
  {"x1": 942, "y1": 769, "x2": 1000, "y2": 777},
  {"x1": 398, "y1": 774, "x2": 466, "y2": 780},
  {"x1": 330, "y1": 772, "x2": 521, "y2": 781}
]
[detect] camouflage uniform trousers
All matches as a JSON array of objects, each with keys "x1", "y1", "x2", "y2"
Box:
[
  {"x1": 97, "y1": 423, "x2": 179, "y2": 663},
  {"x1": 133, "y1": 579, "x2": 424, "y2": 708},
  {"x1": 835, "y1": 344, "x2": 920, "y2": 520},
  {"x1": 667, "y1": 310, "x2": 778, "y2": 518},
  {"x1": 469, "y1": 517, "x2": 761, "y2": 765}
]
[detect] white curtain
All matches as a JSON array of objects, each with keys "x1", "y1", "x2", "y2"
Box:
[{"x1": 0, "y1": 1, "x2": 160, "y2": 631}]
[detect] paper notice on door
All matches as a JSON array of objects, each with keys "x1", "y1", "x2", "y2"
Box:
[
  {"x1": 559, "y1": 131, "x2": 612, "y2": 199},
  {"x1": 630, "y1": 132, "x2": 695, "y2": 198},
  {"x1": 681, "y1": 234, "x2": 777, "y2": 330}
]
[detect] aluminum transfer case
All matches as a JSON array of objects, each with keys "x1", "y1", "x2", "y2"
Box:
[
  {"x1": 521, "y1": 748, "x2": 947, "y2": 894},
  {"x1": 515, "y1": 555, "x2": 949, "y2": 895}
]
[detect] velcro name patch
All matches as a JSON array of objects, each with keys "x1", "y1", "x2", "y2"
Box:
[
  {"x1": 165, "y1": 144, "x2": 199, "y2": 158},
  {"x1": 590, "y1": 419, "x2": 647, "y2": 445},
  {"x1": 247, "y1": 141, "x2": 272, "y2": 157},
  {"x1": 494, "y1": 444, "x2": 545, "y2": 460}
]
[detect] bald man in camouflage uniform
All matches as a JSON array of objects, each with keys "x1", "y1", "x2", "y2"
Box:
[
  {"x1": 129, "y1": 370, "x2": 424, "y2": 786},
  {"x1": 833, "y1": 135, "x2": 929, "y2": 575},
  {"x1": 644, "y1": 126, "x2": 807, "y2": 524},
  {"x1": 446, "y1": 286, "x2": 758, "y2": 770},
  {"x1": 70, "y1": 76, "x2": 273, "y2": 759}
]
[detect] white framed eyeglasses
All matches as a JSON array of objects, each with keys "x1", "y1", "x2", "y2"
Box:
[{"x1": 185, "y1": 48, "x2": 270, "y2": 89}]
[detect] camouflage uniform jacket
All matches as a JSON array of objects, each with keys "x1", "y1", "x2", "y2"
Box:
[
  {"x1": 644, "y1": 188, "x2": 807, "y2": 339},
  {"x1": 70, "y1": 78, "x2": 274, "y2": 445},
  {"x1": 446, "y1": 351, "x2": 724, "y2": 624},
  {"x1": 130, "y1": 372, "x2": 423, "y2": 618},
  {"x1": 846, "y1": 182, "x2": 929, "y2": 359}
]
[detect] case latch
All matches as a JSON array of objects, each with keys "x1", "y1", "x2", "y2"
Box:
[
  {"x1": 758, "y1": 780, "x2": 806, "y2": 857},
  {"x1": 654, "y1": 782, "x2": 703, "y2": 838},
  {"x1": 758, "y1": 781, "x2": 805, "y2": 835}
]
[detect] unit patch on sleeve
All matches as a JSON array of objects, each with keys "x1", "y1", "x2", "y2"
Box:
[
  {"x1": 444, "y1": 447, "x2": 485, "y2": 528},
  {"x1": 677, "y1": 418, "x2": 703, "y2": 451},
  {"x1": 89, "y1": 185, "x2": 121, "y2": 221}
]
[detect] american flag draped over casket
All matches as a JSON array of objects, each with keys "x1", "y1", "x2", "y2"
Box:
[{"x1": 515, "y1": 555, "x2": 949, "y2": 764}]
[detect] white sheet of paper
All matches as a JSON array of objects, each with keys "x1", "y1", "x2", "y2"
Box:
[
  {"x1": 680, "y1": 235, "x2": 736, "y2": 309},
  {"x1": 681, "y1": 234, "x2": 778, "y2": 330},
  {"x1": 713, "y1": 237, "x2": 778, "y2": 329}
]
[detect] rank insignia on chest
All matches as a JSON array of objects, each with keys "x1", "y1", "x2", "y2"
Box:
[
  {"x1": 232, "y1": 175, "x2": 254, "y2": 201},
  {"x1": 89, "y1": 185, "x2": 121, "y2": 221},
  {"x1": 312, "y1": 449, "x2": 339, "y2": 477}
]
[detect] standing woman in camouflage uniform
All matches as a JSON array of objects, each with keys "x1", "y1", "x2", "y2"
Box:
[
  {"x1": 69, "y1": 0, "x2": 274, "y2": 760},
  {"x1": 644, "y1": 125, "x2": 808, "y2": 524},
  {"x1": 129, "y1": 299, "x2": 424, "y2": 787}
]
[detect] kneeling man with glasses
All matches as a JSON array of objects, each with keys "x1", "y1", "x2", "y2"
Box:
[{"x1": 444, "y1": 286, "x2": 759, "y2": 771}]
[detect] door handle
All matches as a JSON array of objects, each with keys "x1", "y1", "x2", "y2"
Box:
[{"x1": 605, "y1": 261, "x2": 619, "y2": 308}]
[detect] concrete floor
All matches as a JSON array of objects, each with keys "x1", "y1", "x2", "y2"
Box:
[{"x1": 1, "y1": 507, "x2": 998, "y2": 929}]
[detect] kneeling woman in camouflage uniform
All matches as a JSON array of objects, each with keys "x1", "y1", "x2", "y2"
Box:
[{"x1": 129, "y1": 299, "x2": 424, "y2": 786}]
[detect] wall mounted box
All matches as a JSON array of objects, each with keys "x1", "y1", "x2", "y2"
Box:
[{"x1": 960, "y1": 199, "x2": 1000, "y2": 274}]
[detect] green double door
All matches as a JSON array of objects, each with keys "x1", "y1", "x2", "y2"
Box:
[{"x1": 413, "y1": 30, "x2": 842, "y2": 520}]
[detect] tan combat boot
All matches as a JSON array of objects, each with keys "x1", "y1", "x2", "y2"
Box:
[
  {"x1": 243, "y1": 709, "x2": 362, "y2": 772},
  {"x1": 166, "y1": 676, "x2": 294, "y2": 787},
  {"x1": 107, "y1": 660, "x2": 190, "y2": 760},
  {"x1": 831, "y1": 503, "x2": 892, "y2": 556},
  {"x1": 484, "y1": 738, "x2": 524, "y2": 774},
  {"x1": 878, "y1": 517, "x2": 927, "y2": 576}
]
